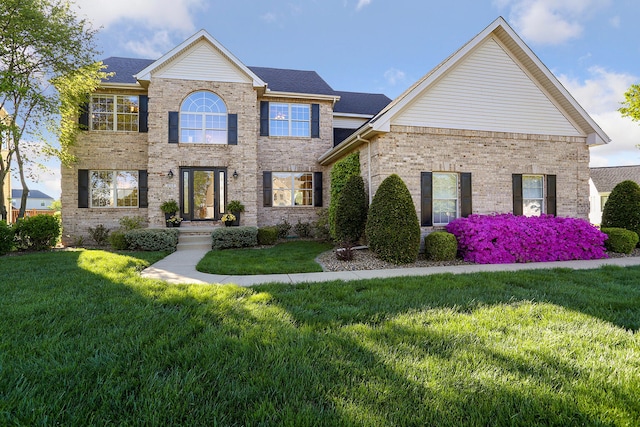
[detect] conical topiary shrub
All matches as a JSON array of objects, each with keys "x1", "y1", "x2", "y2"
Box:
[
  {"x1": 601, "y1": 180, "x2": 640, "y2": 240},
  {"x1": 334, "y1": 175, "x2": 368, "y2": 244},
  {"x1": 365, "y1": 174, "x2": 420, "y2": 264}
]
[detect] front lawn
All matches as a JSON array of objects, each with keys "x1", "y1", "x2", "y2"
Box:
[
  {"x1": 1, "y1": 250, "x2": 639, "y2": 426},
  {"x1": 196, "y1": 240, "x2": 333, "y2": 274}
]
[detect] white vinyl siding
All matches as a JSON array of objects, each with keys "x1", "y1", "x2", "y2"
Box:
[
  {"x1": 155, "y1": 43, "x2": 251, "y2": 83},
  {"x1": 333, "y1": 116, "x2": 369, "y2": 129},
  {"x1": 394, "y1": 37, "x2": 581, "y2": 137}
]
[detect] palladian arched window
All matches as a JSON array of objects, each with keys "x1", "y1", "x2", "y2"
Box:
[{"x1": 180, "y1": 91, "x2": 227, "y2": 144}]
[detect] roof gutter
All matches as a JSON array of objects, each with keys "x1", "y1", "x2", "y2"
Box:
[
  {"x1": 263, "y1": 90, "x2": 340, "y2": 104},
  {"x1": 318, "y1": 124, "x2": 375, "y2": 166}
]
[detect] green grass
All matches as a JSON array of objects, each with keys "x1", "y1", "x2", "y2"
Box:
[
  {"x1": 196, "y1": 240, "x2": 334, "y2": 274},
  {"x1": 1, "y1": 250, "x2": 640, "y2": 426}
]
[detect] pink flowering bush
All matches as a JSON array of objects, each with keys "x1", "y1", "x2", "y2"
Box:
[{"x1": 446, "y1": 214, "x2": 608, "y2": 264}]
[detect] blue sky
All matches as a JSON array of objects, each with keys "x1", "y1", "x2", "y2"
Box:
[{"x1": 20, "y1": 0, "x2": 640, "y2": 199}]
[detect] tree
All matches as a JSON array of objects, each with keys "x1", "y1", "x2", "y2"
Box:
[
  {"x1": 601, "y1": 180, "x2": 640, "y2": 239},
  {"x1": 620, "y1": 83, "x2": 640, "y2": 122},
  {"x1": 0, "y1": 0, "x2": 106, "y2": 220}
]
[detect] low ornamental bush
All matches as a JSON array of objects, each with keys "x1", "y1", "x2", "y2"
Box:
[
  {"x1": 211, "y1": 226, "x2": 258, "y2": 250},
  {"x1": 0, "y1": 220, "x2": 14, "y2": 255},
  {"x1": 257, "y1": 226, "x2": 278, "y2": 245},
  {"x1": 125, "y1": 229, "x2": 179, "y2": 252},
  {"x1": 109, "y1": 231, "x2": 129, "y2": 250},
  {"x1": 13, "y1": 214, "x2": 61, "y2": 251},
  {"x1": 424, "y1": 231, "x2": 458, "y2": 261},
  {"x1": 601, "y1": 227, "x2": 639, "y2": 254},
  {"x1": 446, "y1": 213, "x2": 607, "y2": 264}
]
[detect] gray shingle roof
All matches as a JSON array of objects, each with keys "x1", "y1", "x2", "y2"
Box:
[
  {"x1": 102, "y1": 57, "x2": 155, "y2": 84},
  {"x1": 590, "y1": 166, "x2": 640, "y2": 193},
  {"x1": 248, "y1": 66, "x2": 335, "y2": 95},
  {"x1": 333, "y1": 91, "x2": 391, "y2": 116},
  {"x1": 11, "y1": 189, "x2": 54, "y2": 200}
]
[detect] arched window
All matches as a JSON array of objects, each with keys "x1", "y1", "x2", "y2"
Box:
[{"x1": 180, "y1": 91, "x2": 227, "y2": 143}]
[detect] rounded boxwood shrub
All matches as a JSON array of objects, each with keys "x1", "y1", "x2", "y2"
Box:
[
  {"x1": 0, "y1": 220, "x2": 14, "y2": 255},
  {"x1": 424, "y1": 231, "x2": 458, "y2": 261},
  {"x1": 601, "y1": 180, "x2": 640, "y2": 240},
  {"x1": 601, "y1": 227, "x2": 639, "y2": 254},
  {"x1": 334, "y1": 175, "x2": 367, "y2": 244},
  {"x1": 257, "y1": 226, "x2": 278, "y2": 245},
  {"x1": 365, "y1": 174, "x2": 420, "y2": 264},
  {"x1": 13, "y1": 214, "x2": 61, "y2": 251}
]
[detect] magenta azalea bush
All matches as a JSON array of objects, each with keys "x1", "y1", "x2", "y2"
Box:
[{"x1": 446, "y1": 214, "x2": 608, "y2": 264}]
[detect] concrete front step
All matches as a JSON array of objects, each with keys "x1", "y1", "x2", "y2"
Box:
[{"x1": 176, "y1": 227, "x2": 214, "y2": 251}]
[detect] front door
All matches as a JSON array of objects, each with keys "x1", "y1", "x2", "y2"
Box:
[{"x1": 180, "y1": 167, "x2": 226, "y2": 221}]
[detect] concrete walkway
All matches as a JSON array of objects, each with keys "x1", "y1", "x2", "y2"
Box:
[{"x1": 140, "y1": 247, "x2": 640, "y2": 286}]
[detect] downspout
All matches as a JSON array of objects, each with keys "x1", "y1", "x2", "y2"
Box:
[{"x1": 356, "y1": 135, "x2": 372, "y2": 204}]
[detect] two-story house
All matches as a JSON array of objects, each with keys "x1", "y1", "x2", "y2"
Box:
[{"x1": 61, "y1": 17, "x2": 609, "y2": 245}]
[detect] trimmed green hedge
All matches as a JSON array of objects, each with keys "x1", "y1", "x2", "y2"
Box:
[
  {"x1": 602, "y1": 227, "x2": 639, "y2": 254},
  {"x1": 0, "y1": 220, "x2": 13, "y2": 255},
  {"x1": 329, "y1": 152, "x2": 360, "y2": 239},
  {"x1": 13, "y1": 214, "x2": 61, "y2": 251},
  {"x1": 211, "y1": 226, "x2": 258, "y2": 250},
  {"x1": 601, "y1": 180, "x2": 640, "y2": 240},
  {"x1": 257, "y1": 226, "x2": 278, "y2": 245},
  {"x1": 335, "y1": 175, "x2": 368, "y2": 244},
  {"x1": 424, "y1": 231, "x2": 458, "y2": 261},
  {"x1": 125, "y1": 229, "x2": 179, "y2": 252}
]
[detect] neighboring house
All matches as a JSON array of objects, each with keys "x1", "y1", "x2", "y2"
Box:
[
  {"x1": 589, "y1": 166, "x2": 640, "y2": 225},
  {"x1": 11, "y1": 189, "x2": 55, "y2": 210},
  {"x1": 61, "y1": 17, "x2": 609, "y2": 244}
]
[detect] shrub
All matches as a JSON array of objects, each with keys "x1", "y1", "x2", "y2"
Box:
[
  {"x1": 329, "y1": 152, "x2": 360, "y2": 239},
  {"x1": 276, "y1": 220, "x2": 292, "y2": 239},
  {"x1": 601, "y1": 227, "x2": 639, "y2": 254},
  {"x1": 13, "y1": 214, "x2": 61, "y2": 251},
  {"x1": 446, "y1": 214, "x2": 607, "y2": 264},
  {"x1": 88, "y1": 224, "x2": 110, "y2": 246},
  {"x1": 365, "y1": 174, "x2": 421, "y2": 264},
  {"x1": 334, "y1": 175, "x2": 368, "y2": 244},
  {"x1": 312, "y1": 208, "x2": 331, "y2": 241},
  {"x1": 257, "y1": 226, "x2": 278, "y2": 245},
  {"x1": 119, "y1": 215, "x2": 145, "y2": 231},
  {"x1": 601, "y1": 180, "x2": 640, "y2": 240},
  {"x1": 335, "y1": 242, "x2": 354, "y2": 261},
  {"x1": 0, "y1": 220, "x2": 14, "y2": 255},
  {"x1": 125, "y1": 229, "x2": 179, "y2": 252},
  {"x1": 211, "y1": 226, "x2": 258, "y2": 250},
  {"x1": 424, "y1": 231, "x2": 458, "y2": 261},
  {"x1": 293, "y1": 220, "x2": 312, "y2": 238},
  {"x1": 160, "y1": 199, "x2": 179, "y2": 214},
  {"x1": 109, "y1": 231, "x2": 129, "y2": 250}
]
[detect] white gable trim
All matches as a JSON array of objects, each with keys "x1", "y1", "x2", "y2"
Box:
[{"x1": 135, "y1": 29, "x2": 266, "y2": 89}]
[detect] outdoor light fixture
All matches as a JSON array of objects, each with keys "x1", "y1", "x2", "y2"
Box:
[
  {"x1": 232, "y1": 170, "x2": 238, "y2": 179},
  {"x1": 168, "y1": 169, "x2": 174, "y2": 178}
]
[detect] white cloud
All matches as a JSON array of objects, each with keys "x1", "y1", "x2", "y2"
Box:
[
  {"x1": 609, "y1": 15, "x2": 620, "y2": 28},
  {"x1": 559, "y1": 67, "x2": 640, "y2": 166},
  {"x1": 261, "y1": 12, "x2": 277, "y2": 23},
  {"x1": 383, "y1": 68, "x2": 406, "y2": 86},
  {"x1": 356, "y1": 0, "x2": 372, "y2": 11},
  {"x1": 125, "y1": 31, "x2": 172, "y2": 59},
  {"x1": 495, "y1": 0, "x2": 610, "y2": 45}
]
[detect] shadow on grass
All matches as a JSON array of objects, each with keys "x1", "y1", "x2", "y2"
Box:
[{"x1": 1, "y1": 250, "x2": 639, "y2": 425}]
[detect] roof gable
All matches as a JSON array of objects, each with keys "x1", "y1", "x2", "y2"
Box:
[{"x1": 135, "y1": 30, "x2": 265, "y2": 87}]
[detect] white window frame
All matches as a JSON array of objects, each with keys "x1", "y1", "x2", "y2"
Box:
[
  {"x1": 269, "y1": 103, "x2": 311, "y2": 137},
  {"x1": 600, "y1": 193, "x2": 610, "y2": 212},
  {"x1": 180, "y1": 91, "x2": 228, "y2": 144},
  {"x1": 272, "y1": 172, "x2": 314, "y2": 207},
  {"x1": 522, "y1": 175, "x2": 544, "y2": 217},
  {"x1": 90, "y1": 95, "x2": 139, "y2": 132},
  {"x1": 90, "y1": 170, "x2": 139, "y2": 208},
  {"x1": 432, "y1": 172, "x2": 459, "y2": 225}
]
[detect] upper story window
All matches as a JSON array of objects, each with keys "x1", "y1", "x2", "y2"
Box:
[
  {"x1": 180, "y1": 91, "x2": 227, "y2": 144},
  {"x1": 90, "y1": 95, "x2": 139, "y2": 131},
  {"x1": 432, "y1": 172, "x2": 459, "y2": 225},
  {"x1": 90, "y1": 170, "x2": 138, "y2": 208},
  {"x1": 269, "y1": 103, "x2": 310, "y2": 137}
]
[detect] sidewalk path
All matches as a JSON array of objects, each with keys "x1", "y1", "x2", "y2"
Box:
[{"x1": 140, "y1": 248, "x2": 640, "y2": 286}]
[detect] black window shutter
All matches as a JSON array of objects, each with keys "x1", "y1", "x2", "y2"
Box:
[
  {"x1": 168, "y1": 111, "x2": 179, "y2": 143},
  {"x1": 138, "y1": 170, "x2": 148, "y2": 208},
  {"x1": 311, "y1": 104, "x2": 320, "y2": 138},
  {"x1": 263, "y1": 171, "x2": 272, "y2": 207},
  {"x1": 260, "y1": 101, "x2": 269, "y2": 136},
  {"x1": 546, "y1": 175, "x2": 557, "y2": 216},
  {"x1": 79, "y1": 102, "x2": 89, "y2": 130},
  {"x1": 138, "y1": 95, "x2": 148, "y2": 133},
  {"x1": 460, "y1": 172, "x2": 472, "y2": 218},
  {"x1": 512, "y1": 174, "x2": 523, "y2": 216},
  {"x1": 421, "y1": 172, "x2": 433, "y2": 226},
  {"x1": 228, "y1": 114, "x2": 238, "y2": 145},
  {"x1": 313, "y1": 171, "x2": 323, "y2": 207},
  {"x1": 78, "y1": 169, "x2": 89, "y2": 208}
]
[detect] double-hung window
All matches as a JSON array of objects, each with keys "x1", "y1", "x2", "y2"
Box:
[
  {"x1": 90, "y1": 95, "x2": 139, "y2": 131},
  {"x1": 90, "y1": 170, "x2": 139, "y2": 208},
  {"x1": 522, "y1": 175, "x2": 544, "y2": 216},
  {"x1": 272, "y1": 172, "x2": 314, "y2": 206},
  {"x1": 180, "y1": 91, "x2": 228, "y2": 144},
  {"x1": 432, "y1": 172, "x2": 459, "y2": 225},
  {"x1": 269, "y1": 103, "x2": 310, "y2": 137}
]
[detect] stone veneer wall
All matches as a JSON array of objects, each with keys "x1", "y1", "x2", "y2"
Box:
[
  {"x1": 349, "y1": 126, "x2": 590, "y2": 222},
  {"x1": 256, "y1": 99, "x2": 334, "y2": 228},
  {"x1": 145, "y1": 78, "x2": 258, "y2": 228}
]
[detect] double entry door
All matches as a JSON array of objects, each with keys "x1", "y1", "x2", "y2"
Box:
[{"x1": 180, "y1": 167, "x2": 226, "y2": 221}]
